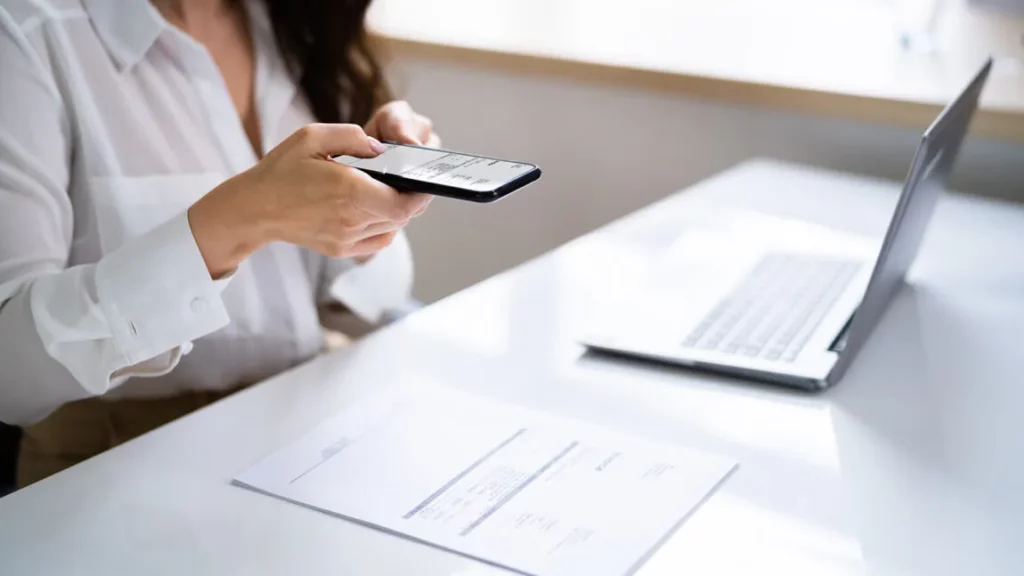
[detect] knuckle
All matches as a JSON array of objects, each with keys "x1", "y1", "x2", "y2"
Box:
[
  {"x1": 333, "y1": 203, "x2": 361, "y2": 228},
  {"x1": 367, "y1": 233, "x2": 394, "y2": 252},
  {"x1": 403, "y1": 196, "x2": 429, "y2": 220},
  {"x1": 339, "y1": 212, "x2": 362, "y2": 229},
  {"x1": 324, "y1": 238, "x2": 348, "y2": 258},
  {"x1": 338, "y1": 123, "x2": 363, "y2": 137},
  {"x1": 296, "y1": 124, "x2": 320, "y2": 143},
  {"x1": 328, "y1": 166, "x2": 351, "y2": 188},
  {"x1": 395, "y1": 201, "x2": 417, "y2": 222}
]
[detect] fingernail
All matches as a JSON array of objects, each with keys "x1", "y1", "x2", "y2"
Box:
[{"x1": 368, "y1": 137, "x2": 387, "y2": 154}]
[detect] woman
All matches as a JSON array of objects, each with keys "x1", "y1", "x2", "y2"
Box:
[{"x1": 0, "y1": 0, "x2": 439, "y2": 486}]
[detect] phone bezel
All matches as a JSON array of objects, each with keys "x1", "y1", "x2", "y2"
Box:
[{"x1": 336, "y1": 143, "x2": 542, "y2": 203}]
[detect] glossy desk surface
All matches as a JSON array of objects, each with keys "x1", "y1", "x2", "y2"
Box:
[{"x1": 2, "y1": 160, "x2": 1023, "y2": 575}]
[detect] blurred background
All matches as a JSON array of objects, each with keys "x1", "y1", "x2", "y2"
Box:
[{"x1": 366, "y1": 0, "x2": 1024, "y2": 302}]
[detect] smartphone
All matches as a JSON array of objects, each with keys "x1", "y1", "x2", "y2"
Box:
[{"x1": 333, "y1": 142, "x2": 541, "y2": 203}]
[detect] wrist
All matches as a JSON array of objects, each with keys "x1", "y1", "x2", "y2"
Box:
[{"x1": 188, "y1": 175, "x2": 271, "y2": 279}]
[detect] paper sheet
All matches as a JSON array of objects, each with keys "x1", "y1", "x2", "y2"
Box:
[{"x1": 235, "y1": 385, "x2": 737, "y2": 576}]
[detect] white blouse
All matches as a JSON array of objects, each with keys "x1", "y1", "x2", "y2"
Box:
[{"x1": 0, "y1": 0, "x2": 414, "y2": 425}]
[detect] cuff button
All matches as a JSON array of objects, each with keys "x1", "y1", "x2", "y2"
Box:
[{"x1": 190, "y1": 297, "x2": 209, "y2": 314}]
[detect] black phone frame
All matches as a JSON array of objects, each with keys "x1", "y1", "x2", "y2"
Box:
[{"x1": 337, "y1": 143, "x2": 542, "y2": 203}]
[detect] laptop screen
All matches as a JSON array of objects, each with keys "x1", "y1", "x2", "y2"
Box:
[{"x1": 828, "y1": 58, "x2": 993, "y2": 383}]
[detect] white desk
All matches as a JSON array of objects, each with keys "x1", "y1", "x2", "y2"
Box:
[{"x1": 2, "y1": 161, "x2": 1023, "y2": 575}]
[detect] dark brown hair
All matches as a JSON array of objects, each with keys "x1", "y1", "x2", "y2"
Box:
[{"x1": 263, "y1": 0, "x2": 391, "y2": 125}]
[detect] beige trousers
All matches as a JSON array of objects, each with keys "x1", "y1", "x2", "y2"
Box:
[
  {"x1": 16, "y1": 328, "x2": 354, "y2": 488},
  {"x1": 17, "y1": 388, "x2": 242, "y2": 488}
]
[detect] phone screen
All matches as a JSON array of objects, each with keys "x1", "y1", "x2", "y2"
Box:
[{"x1": 334, "y1": 144, "x2": 535, "y2": 192}]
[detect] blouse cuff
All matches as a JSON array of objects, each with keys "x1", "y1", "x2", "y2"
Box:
[{"x1": 94, "y1": 212, "x2": 231, "y2": 366}]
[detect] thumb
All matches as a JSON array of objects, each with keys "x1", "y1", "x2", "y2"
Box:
[{"x1": 296, "y1": 123, "x2": 389, "y2": 159}]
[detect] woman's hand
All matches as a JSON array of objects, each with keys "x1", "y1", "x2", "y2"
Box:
[
  {"x1": 358, "y1": 100, "x2": 440, "y2": 261},
  {"x1": 365, "y1": 100, "x2": 441, "y2": 148},
  {"x1": 188, "y1": 123, "x2": 431, "y2": 278}
]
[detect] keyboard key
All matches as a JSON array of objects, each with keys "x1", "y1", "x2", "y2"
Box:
[{"x1": 739, "y1": 345, "x2": 761, "y2": 357}]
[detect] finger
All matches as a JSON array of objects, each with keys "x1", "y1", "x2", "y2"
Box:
[
  {"x1": 338, "y1": 199, "x2": 424, "y2": 247},
  {"x1": 392, "y1": 126, "x2": 423, "y2": 146},
  {"x1": 381, "y1": 116, "x2": 424, "y2": 145},
  {"x1": 402, "y1": 192, "x2": 433, "y2": 218},
  {"x1": 424, "y1": 132, "x2": 442, "y2": 149},
  {"x1": 320, "y1": 220, "x2": 401, "y2": 259},
  {"x1": 295, "y1": 123, "x2": 388, "y2": 159},
  {"x1": 415, "y1": 116, "x2": 434, "y2": 145},
  {"x1": 346, "y1": 169, "x2": 430, "y2": 222},
  {"x1": 366, "y1": 193, "x2": 430, "y2": 222},
  {"x1": 410, "y1": 194, "x2": 433, "y2": 217},
  {"x1": 348, "y1": 231, "x2": 398, "y2": 258},
  {"x1": 347, "y1": 219, "x2": 403, "y2": 244},
  {"x1": 379, "y1": 105, "x2": 433, "y2": 146},
  {"x1": 388, "y1": 114, "x2": 433, "y2": 146}
]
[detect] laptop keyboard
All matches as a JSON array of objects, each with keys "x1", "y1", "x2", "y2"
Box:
[{"x1": 681, "y1": 253, "x2": 862, "y2": 362}]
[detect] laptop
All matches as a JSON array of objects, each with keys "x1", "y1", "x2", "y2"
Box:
[{"x1": 582, "y1": 58, "x2": 993, "y2": 390}]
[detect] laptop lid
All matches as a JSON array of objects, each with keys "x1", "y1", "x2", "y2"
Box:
[{"x1": 828, "y1": 57, "x2": 993, "y2": 384}]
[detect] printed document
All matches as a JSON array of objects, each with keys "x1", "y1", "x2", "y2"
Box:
[{"x1": 235, "y1": 385, "x2": 736, "y2": 576}]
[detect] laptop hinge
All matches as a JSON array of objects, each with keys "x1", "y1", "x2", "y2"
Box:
[{"x1": 829, "y1": 311, "x2": 856, "y2": 354}]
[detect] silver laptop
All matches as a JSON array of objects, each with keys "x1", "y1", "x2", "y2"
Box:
[{"x1": 582, "y1": 58, "x2": 992, "y2": 390}]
